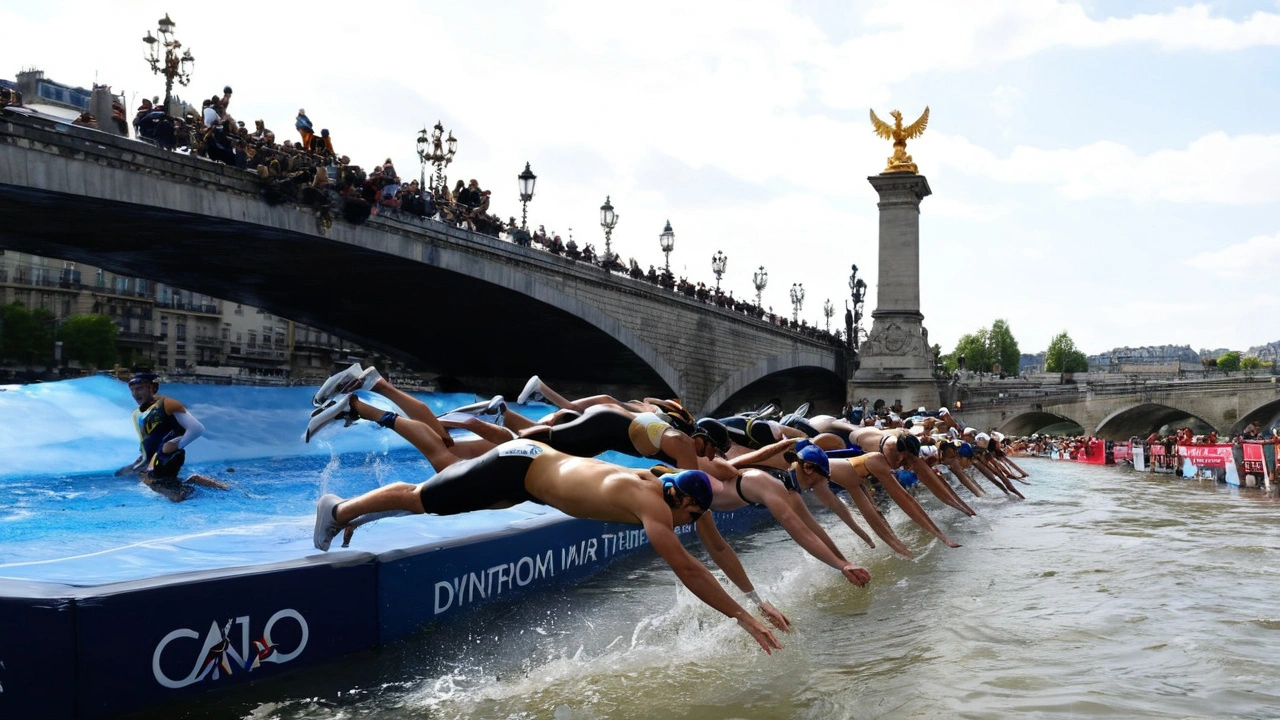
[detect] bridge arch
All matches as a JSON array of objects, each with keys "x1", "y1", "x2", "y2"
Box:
[
  {"x1": 996, "y1": 411, "x2": 1084, "y2": 437},
  {"x1": 437, "y1": 258, "x2": 687, "y2": 400},
  {"x1": 701, "y1": 351, "x2": 844, "y2": 417},
  {"x1": 1229, "y1": 396, "x2": 1280, "y2": 435},
  {"x1": 1094, "y1": 402, "x2": 1216, "y2": 439}
]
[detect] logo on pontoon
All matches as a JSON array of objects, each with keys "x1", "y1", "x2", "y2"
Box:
[{"x1": 152, "y1": 609, "x2": 308, "y2": 689}]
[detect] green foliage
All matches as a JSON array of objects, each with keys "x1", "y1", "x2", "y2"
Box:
[
  {"x1": 953, "y1": 329, "x2": 992, "y2": 372},
  {"x1": 1217, "y1": 351, "x2": 1242, "y2": 373},
  {"x1": 58, "y1": 315, "x2": 119, "y2": 368},
  {"x1": 1045, "y1": 331, "x2": 1089, "y2": 374},
  {"x1": 1240, "y1": 356, "x2": 1264, "y2": 370},
  {"x1": 946, "y1": 319, "x2": 1021, "y2": 374},
  {"x1": 989, "y1": 319, "x2": 1021, "y2": 374},
  {"x1": 0, "y1": 302, "x2": 56, "y2": 366}
]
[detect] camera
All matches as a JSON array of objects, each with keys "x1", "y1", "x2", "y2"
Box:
[{"x1": 224, "y1": 86, "x2": 233, "y2": 94}]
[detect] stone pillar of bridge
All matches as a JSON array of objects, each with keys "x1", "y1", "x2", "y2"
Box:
[{"x1": 851, "y1": 172, "x2": 940, "y2": 411}]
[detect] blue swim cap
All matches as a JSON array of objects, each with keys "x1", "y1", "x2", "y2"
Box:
[
  {"x1": 958, "y1": 442, "x2": 974, "y2": 458},
  {"x1": 661, "y1": 469, "x2": 713, "y2": 511},
  {"x1": 785, "y1": 443, "x2": 830, "y2": 477}
]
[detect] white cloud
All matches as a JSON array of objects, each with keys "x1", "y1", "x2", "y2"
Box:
[
  {"x1": 933, "y1": 131, "x2": 1280, "y2": 205},
  {"x1": 1184, "y1": 231, "x2": 1280, "y2": 278},
  {"x1": 989, "y1": 86, "x2": 1024, "y2": 119}
]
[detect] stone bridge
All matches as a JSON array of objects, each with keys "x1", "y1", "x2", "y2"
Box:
[
  {"x1": 0, "y1": 113, "x2": 844, "y2": 415},
  {"x1": 947, "y1": 376, "x2": 1280, "y2": 439}
]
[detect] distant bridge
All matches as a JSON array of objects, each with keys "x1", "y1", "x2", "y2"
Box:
[
  {"x1": 948, "y1": 375, "x2": 1280, "y2": 439},
  {"x1": 0, "y1": 112, "x2": 844, "y2": 415}
]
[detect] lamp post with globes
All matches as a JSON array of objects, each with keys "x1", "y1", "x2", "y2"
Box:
[
  {"x1": 518, "y1": 162, "x2": 537, "y2": 231},
  {"x1": 752, "y1": 265, "x2": 768, "y2": 307},
  {"x1": 415, "y1": 126, "x2": 430, "y2": 187},
  {"x1": 599, "y1": 196, "x2": 618, "y2": 264},
  {"x1": 423, "y1": 121, "x2": 457, "y2": 191},
  {"x1": 142, "y1": 13, "x2": 194, "y2": 114},
  {"x1": 849, "y1": 264, "x2": 867, "y2": 351},
  {"x1": 790, "y1": 283, "x2": 805, "y2": 324},
  {"x1": 823, "y1": 298, "x2": 834, "y2": 332},
  {"x1": 711, "y1": 251, "x2": 727, "y2": 293},
  {"x1": 659, "y1": 220, "x2": 675, "y2": 274}
]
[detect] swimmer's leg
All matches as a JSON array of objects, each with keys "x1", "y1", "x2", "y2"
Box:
[
  {"x1": 350, "y1": 396, "x2": 458, "y2": 472},
  {"x1": 501, "y1": 410, "x2": 537, "y2": 432},
  {"x1": 365, "y1": 378, "x2": 453, "y2": 447},
  {"x1": 333, "y1": 481, "x2": 425, "y2": 526},
  {"x1": 812, "y1": 433, "x2": 848, "y2": 452},
  {"x1": 437, "y1": 415, "x2": 514, "y2": 447}
]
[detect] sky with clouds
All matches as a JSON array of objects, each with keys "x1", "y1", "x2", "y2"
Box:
[{"x1": 4, "y1": 1, "x2": 1279, "y2": 356}]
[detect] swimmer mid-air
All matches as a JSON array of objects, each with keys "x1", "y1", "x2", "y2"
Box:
[{"x1": 306, "y1": 368, "x2": 790, "y2": 654}]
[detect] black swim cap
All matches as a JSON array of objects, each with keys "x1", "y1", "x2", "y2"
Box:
[
  {"x1": 695, "y1": 418, "x2": 732, "y2": 453},
  {"x1": 128, "y1": 371, "x2": 159, "y2": 386},
  {"x1": 897, "y1": 434, "x2": 922, "y2": 456}
]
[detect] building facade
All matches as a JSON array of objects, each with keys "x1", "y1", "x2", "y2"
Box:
[{"x1": 0, "y1": 249, "x2": 363, "y2": 381}]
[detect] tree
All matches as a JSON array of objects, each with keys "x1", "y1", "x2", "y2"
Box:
[
  {"x1": 989, "y1": 319, "x2": 1021, "y2": 375},
  {"x1": 58, "y1": 315, "x2": 119, "y2": 368},
  {"x1": 1045, "y1": 331, "x2": 1089, "y2": 373},
  {"x1": 0, "y1": 302, "x2": 55, "y2": 367},
  {"x1": 1217, "y1": 351, "x2": 1242, "y2": 373},
  {"x1": 1240, "y1": 356, "x2": 1263, "y2": 371},
  {"x1": 953, "y1": 329, "x2": 992, "y2": 373}
]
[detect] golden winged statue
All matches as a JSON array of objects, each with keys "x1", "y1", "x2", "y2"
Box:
[{"x1": 870, "y1": 106, "x2": 929, "y2": 174}]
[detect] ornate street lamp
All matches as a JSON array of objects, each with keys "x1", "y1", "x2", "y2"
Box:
[
  {"x1": 415, "y1": 126, "x2": 431, "y2": 187},
  {"x1": 752, "y1": 265, "x2": 768, "y2": 307},
  {"x1": 422, "y1": 120, "x2": 457, "y2": 191},
  {"x1": 599, "y1": 195, "x2": 618, "y2": 263},
  {"x1": 659, "y1": 220, "x2": 675, "y2": 274},
  {"x1": 790, "y1": 283, "x2": 805, "y2": 323},
  {"x1": 849, "y1": 263, "x2": 867, "y2": 351},
  {"x1": 518, "y1": 162, "x2": 537, "y2": 231},
  {"x1": 823, "y1": 298, "x2": 834, "y2": 332},
  {"x1": 142, "y1": 13, "x2": 194, "y2": 114},
  {"x1": 711, "y1": 250, "x2": 727, "y2": 293}
]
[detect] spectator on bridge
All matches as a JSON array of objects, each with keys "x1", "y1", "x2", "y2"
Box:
[{"x1": 296, "y1": 108, "x2": 314, "y2": 148}]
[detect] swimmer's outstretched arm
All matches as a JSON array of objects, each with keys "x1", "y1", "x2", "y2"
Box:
[
  {"x1": 763, "y1": 484, "x2": 871, "y2": 585},
  {"x1": 641, "y1": 514, "x2": 783, "y2": 654},
  {"x1": 968, "y1": 456, "x2": 1020, "y2": 498},
  {"x1": 839, "y1": 476, "x2": 914, "y2": 558},
  {"x1": 692, "y1": 514, "x2": 791, "y2": 632},
  {"x1": 866, "y1": 455, "x2": 961, "y2": 548},
  {"x1": 943, "y1": 459, "x2": 987, "y2": 498},
  {"x1": 910, "y1": 455, "x2": 976, "y2": 517},
  {"x1": 186, "y1": 474, "x2": 230, "y2": 490},
  {"x1": 807, "y1": 480, "x2": 877, "y2": 550},
  {"x1": 727, "y1": 438, "x2": 798, "y2": 468}
]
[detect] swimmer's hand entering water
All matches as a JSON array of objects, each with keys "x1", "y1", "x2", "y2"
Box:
[
  {"x1": 737, "y1": 612, "x2": 784, "y2": 655},
  {"x1": 759, "y1": 602, "x2": 791, "y2": 632},
  {"x1": 842, "y1": 564, "x2": 871, "y2": 587}
]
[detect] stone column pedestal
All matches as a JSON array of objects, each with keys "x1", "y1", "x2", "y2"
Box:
[{"x1": 851, "y1": 173, "x2": 940, "y2": 410}]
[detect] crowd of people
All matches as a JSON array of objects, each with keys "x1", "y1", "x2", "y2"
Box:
[{"x1": 1, "y1": 81, "x2": 841, "y2": 341}]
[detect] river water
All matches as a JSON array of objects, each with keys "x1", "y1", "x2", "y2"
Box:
[{"x1": 204, "y1": 461, "x2": 1278, "y2": 719}]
